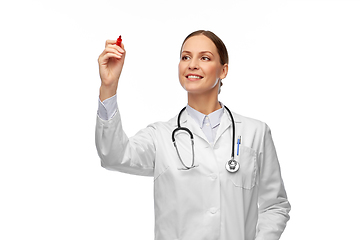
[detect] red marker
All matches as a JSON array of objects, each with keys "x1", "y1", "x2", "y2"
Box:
[{"x1": 116, "y1": 35, "x2": 122, "y2": 47}]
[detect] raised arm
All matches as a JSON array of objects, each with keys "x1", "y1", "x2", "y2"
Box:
[{"x1": 95, "y1": 38, "x2": 156, "y2": 176}]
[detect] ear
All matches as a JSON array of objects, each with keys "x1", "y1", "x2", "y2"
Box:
[{"x1": 219, "y1": 63, "x2": 228, "y2": 80}]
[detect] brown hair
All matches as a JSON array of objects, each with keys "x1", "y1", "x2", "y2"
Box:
[{"x1": 180, "y1": 30, "x2": 229, "y2": 65}]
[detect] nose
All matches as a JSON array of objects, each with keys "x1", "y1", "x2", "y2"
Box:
[{"x1": 188, "y1": 58, "x2": 199, "y2": 70}]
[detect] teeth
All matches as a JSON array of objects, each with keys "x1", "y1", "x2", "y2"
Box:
[{"x1": 187, "y1": 75, "x2": 202, "y2": 79}]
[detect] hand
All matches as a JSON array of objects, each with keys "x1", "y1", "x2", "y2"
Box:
[{"x1": 98, "y1": 39, "x2": 126, "y2": 101}]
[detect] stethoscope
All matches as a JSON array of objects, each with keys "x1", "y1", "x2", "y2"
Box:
[{"x1": 171, "y1": 106, "x2": 240, "y2": 173}]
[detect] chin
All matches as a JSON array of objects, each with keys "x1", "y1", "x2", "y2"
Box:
[
  {"x1": 184, "y1": 87, "x2": 216, "y2": 96},
  {"x1": 183, "y1": 82, "x2": 218, "y2": 94},
  {"x1": 182, "y1": 84, "x2": 202, "y2": 94}
]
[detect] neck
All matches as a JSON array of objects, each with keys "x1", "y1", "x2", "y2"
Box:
[{"x1": 188, "y1": 92, "x2": 221, "y2": 115}]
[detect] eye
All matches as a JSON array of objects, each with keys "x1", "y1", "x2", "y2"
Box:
[
  {"x1": 201, "y1": 56, "x2": 210, "y2": 61},
  {"x1": 181, "y1": 55, "x2": 190, "y2": 60}
]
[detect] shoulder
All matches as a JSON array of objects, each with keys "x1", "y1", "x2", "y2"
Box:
[
  {"x1": 146, "y1": 114, "x2": 178, "y2": 130},
  {"x1": 232, "y1": 111, "x2": 267, "y2": 129},
  {"x1": 230, "y1": 111, "x2": 272, "y2": 139}
]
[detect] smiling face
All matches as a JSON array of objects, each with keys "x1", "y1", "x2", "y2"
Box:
[{"x1": 178, "y1": 35, "x2": 228, "y2": 96}]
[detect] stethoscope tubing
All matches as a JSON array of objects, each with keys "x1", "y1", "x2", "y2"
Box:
[
  {"x1": 223, "y1": 105, "x2": 235, "y2": 160},
  {"x1": 172, "y1": 105, "x2": 237, "y2": 171}
]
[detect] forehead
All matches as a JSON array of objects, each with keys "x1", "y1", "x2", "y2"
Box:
[{"x1": 181, "y1": 35, "x2": 217, "y2": 53}]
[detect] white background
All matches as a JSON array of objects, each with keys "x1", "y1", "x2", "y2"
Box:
[{"x1": 1, "y1": 0, "x2": 359, "y2": 239}]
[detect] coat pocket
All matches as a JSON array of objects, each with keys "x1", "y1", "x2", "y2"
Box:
[{"x1": 230, "y1": 145, "x2": 257, "y2": 190}]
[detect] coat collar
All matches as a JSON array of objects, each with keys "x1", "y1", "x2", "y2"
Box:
[
  {"x1": 174, "y1": 105, "x2": 242, "y2": 144},
  {"x1": 185, "y1": 104, "x2": 224, "y2": 130}
]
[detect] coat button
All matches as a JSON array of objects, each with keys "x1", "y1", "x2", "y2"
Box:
[
  {"x1": 210, "y1": 173, "x2": 217, "y2": 180},
  {"x1": 210, "y1": 207, "x2": 218, "y2": 214}
]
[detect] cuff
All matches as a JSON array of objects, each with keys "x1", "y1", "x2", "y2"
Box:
[{"x1": 97, "y1": 94, "x2": 118, "y2": 120}]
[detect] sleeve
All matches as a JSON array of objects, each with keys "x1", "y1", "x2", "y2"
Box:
[
  {"x1": 255, "y1": 123, "x2": 291, "y2": 240},
  {"x1": 95, "y1": 107, "x2": 156, "y2": 177},
  {"x1": 97, "y1": 94, "x2": 118, "y2": 120}
]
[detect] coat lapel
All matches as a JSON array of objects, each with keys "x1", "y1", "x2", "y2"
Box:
[
  {"x1": 213, "y1": 110, "x2": 241, "y2": 145},
  {"x1": 213, "y1": 111, "x2": 231, "y2": 145},
  {"x1": 179, "y1": 109, "x2": 208, "y2": 143}
]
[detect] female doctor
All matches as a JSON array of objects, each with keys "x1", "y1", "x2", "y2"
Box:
[{"x1": 95, "y1": 30, "x2": 290, "y2": 240}]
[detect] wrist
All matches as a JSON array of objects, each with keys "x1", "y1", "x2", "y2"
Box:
[{"x1": 99, "y1": 84, "x2": 117, "y2": 102}]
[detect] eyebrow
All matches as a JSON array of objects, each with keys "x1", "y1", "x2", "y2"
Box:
[{"x1": 181, "y1": 50, "x2": 214, "y2": 56}]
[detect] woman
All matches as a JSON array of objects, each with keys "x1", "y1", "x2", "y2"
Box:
[{"x1": 96, "y1": 30, "x2": 290, "y2": 240}]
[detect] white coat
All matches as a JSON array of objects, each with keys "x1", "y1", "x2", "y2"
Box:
[{"x1": 95, "y1": 107, "x2": 290, "y2": 240}]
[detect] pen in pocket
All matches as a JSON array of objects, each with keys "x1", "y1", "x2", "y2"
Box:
[{"x1": 237, "y1": 136, "x2": 241, "y2": 156}]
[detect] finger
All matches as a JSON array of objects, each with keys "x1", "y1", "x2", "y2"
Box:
[
  {"x1": 99, "y1": 48, "x2": 118, "y2": 60},
  {"x1": 100, "y1": 45, "x2": 122, "y2": 57},
  {"x1": 105, "y1": 53, "x2": 122, "y2": 60},
  {"x1": 99, "y1": 48, "x2": 122, "y2": 60},
  {"x1": 104, "y1": 51, "x2": 123, "y2": 60},
  {"x1": 99, "y1": 53, "x2": 122, "y2": 64},
  {"x1": 106, "y1": 43, "x2": 125, "y2": 54},
  {"x1": 105, "y1": 39, "x2": 125, "y2": 51},
  {"x1": 105, "y1": 39, "x2": 117, "y2": 47}
]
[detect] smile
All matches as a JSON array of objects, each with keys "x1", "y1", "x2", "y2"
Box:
[{"x1": 186, "y1": 75, "x2": 203, "y2": 80}]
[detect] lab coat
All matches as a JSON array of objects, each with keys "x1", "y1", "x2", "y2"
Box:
[{"x1": 95, "y1": 107, "x2": 290, "y2": 240}]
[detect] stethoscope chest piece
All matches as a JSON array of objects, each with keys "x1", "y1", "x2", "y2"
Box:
[{"x1": 226, "y1": 159, "x2": 240, "y2": 173}]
